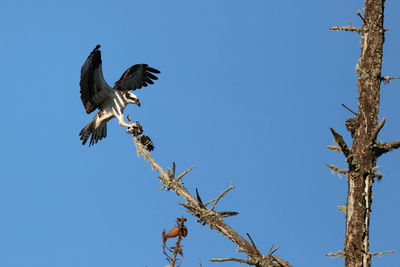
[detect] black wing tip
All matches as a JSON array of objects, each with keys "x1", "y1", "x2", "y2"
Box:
[
  {"x1": 95, "y1": 44, "x2": 101, "y2": 50},
  {"x1": 139, "y1": 135, "x2": 155, "y2": 151},
  {"x1": 146, "y1": 66, "x2": 161, "y2": 74}
]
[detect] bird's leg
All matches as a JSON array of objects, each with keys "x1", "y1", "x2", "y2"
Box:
[{"x1": 116, "y1": 114, "x2": 135, "y2": 127}]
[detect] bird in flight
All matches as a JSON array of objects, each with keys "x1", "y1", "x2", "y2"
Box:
[{"x1": 79, "y1": 45, "x2": 160, "y2": 146}]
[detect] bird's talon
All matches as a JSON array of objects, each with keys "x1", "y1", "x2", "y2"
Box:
[{"x1": 126, "y1": 122, "x2": 143, "y2": 136}]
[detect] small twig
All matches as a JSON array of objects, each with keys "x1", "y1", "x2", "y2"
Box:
[
  {"x1": 369, "y1": 250, "x2": 395, "y2": 257},
  {"x1": 176, "y1": 166, "x2": 195, "y2": 181},
  {"x1": 206, "y1": 181, "x2": 235, "y2": 211},
  {"x1": 326, "y1": 250, "x2": 346, "y2": 258},
  {"x1": 196, "y1": 188, "x2": 205, "y2": 208},
  {"x1": 327, "y1": 145, "x2": 341, "y2": 152},
  {"x1": 172, "y1": 162, "x2": 176, "y2": 178},
  {"x1": 330, "y1": 25, "x2": 363, "y2": 33},
  {"x1": 210, "y1": 257, "x2": 256, "y2": 265},
  {"x1": 336, "y1": 205, "x2": 347, "y2": 215},
  {"x1": 341, "y1": 104, "x2": 358, "y2": 115},
  {"x1": 246, "y1": 233, "x2": 262, "y2": 256},
  {"x1": 267, "y1": 244, "x2": 275, "y2": 255},
  {"x1": 327, "y1": 164, "x2": 348, "y2": 177},
  {"x1": 382, "y1": 76, "x2": 400, "y2": 84},
  {"x1": 371, "y1": 117, "x2": 386, "y2": 145},
  {"x1": 269, "y1": 246, "x2": 280, "y2": 256},
  {"x1": 218, "y1": 211, "x2": 239, "y2": 218},
  {"x1": 356, "y1": 10, "x2": 367, "y2": 25}
]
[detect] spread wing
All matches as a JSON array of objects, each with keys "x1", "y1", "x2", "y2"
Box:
[
  {"x1": 80, "y1": 45, "x2": 111, "y2": 114},
  {"x1": 114, "y1": 64, "x2": 160, "y2": 91}
]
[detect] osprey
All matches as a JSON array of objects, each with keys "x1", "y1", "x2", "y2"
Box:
[{"x1": 79, "y1": 45, "x2": 160, "y2": 146}]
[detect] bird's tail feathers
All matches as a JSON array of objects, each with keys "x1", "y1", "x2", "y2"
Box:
[{"x1": 79, "y1": 119, "x2": 107, "y2": 146}]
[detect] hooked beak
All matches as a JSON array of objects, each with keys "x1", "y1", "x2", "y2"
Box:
[{"x1": 135, "y1": 98, "x2": 141, "y2": 107}]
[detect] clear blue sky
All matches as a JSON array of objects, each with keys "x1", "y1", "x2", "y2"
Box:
[{"x1": 1, "y1": 1, "x2": 399, "y2": 266}]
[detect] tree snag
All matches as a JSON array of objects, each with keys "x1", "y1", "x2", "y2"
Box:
[{"x1": 329, "y1": 1, "x2": 395, "y2": 266}]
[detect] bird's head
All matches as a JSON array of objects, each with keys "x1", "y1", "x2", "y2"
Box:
[{"x1": 124, "y1": 91, "x2": 141, "y2": 107}]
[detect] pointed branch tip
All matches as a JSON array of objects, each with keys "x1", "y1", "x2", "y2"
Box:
[
  {"x1": 246, "y1": 233, "x2": 262, "y2": 256},
  {"x1": 176, "y1": 166, "x2": 195, "y2": 181},
  {"x1": 329, "y1": 128, "x2": 351, "y2": 158},
  {"x1": 327, "y1": 145, "x2": 341, "y2": 152},
  {"x1": 371, "y1": 117, "x2": 386, "y2": 145},
  {"x1": 207, "y1": 182, "x2": 235, "y2": 210}
]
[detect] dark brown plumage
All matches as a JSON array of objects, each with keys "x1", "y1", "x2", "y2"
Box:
[
  {"x1": 114, "y1": 64, "x2": 160, "y2": 91},
  {"x1": 80, "y1": 45, "x2": 102, "y2": 114}
]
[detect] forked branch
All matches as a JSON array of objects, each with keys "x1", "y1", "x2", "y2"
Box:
[
  {"x1": 205, "y1": 181, "x2": 235, "y2": 211},
  {"x1": 130, "y1": 134, "x2": 291, "y2": 267}
]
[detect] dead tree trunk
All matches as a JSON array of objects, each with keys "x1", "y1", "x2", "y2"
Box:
[
  {"x1": 328, "y1": 1, "x2": 399, "y2": 266},
  {"x1": 346, "y1": 2, "x2": 384, "y2": 266}
]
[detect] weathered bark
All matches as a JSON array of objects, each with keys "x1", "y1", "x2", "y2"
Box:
[
  {"x1": 131, "y1": 136, "x2": 292, "y2": 267},
  {"x1": 329, "y1": 1, "x2": 389, "y2": 266},
  {"x1": 344, "y1": 1, "x2": 385, "y2": 266}
]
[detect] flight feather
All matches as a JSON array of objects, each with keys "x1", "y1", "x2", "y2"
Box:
[
  {"x1": 114, "y1": 64, "x2": 160, "y2": 91},
  {"x1": 80, "y1": 44, "x2": 110, "y2": 114}
]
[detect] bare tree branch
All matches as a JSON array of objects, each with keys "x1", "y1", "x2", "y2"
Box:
[
  {"x1": 374, "y1": 140, "x2": 400, "y2": 156},
  {"x1": 131, "y1": 135, "x2": 292, "y2": 267},
  {"x1": 327, "y1": 145, "x2": 341, "y2": 152},
  {"x1": 356, "y1": 10, "x2": 367, "y2": 25},
  {"x1": 246, "y1": 233, "x2": 262, "y2": 256},
  {"x1": 371, "y1": 117, "x2": 386, "y2": 145},
  {"x1": 204, "y1": 181, "x2": 235, "y2": 211},
  {"x1": 341, "y1": 104, "x2": 358, "y2": 115},
  {"x1": 326, "y1": 251, "x2": 345, "y2": 258},
  {"x1": 210, "y1": 257, "x2": 256, "y2": 265},
  {"x1": 369, "y1": 250, "x2": 395, "y2": 257},
  {"x1": 327, "y1": 164, "x2": 348, "y2": 177},
  {"x1": 330, "y1": 25, "x2": 363, "y2": 33},
  {"x1": 271, "y1": 255, "x2": 292, "y2": 267},
  {"x1": 176, "y1": 166, "x2": 195, "y2": 181},
  {"x1": 329, "y1": 127, "x2": 352, "y2": 160},
  {"x1": 381, "y1": 76, "x2": 400, "y2": 84}
]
